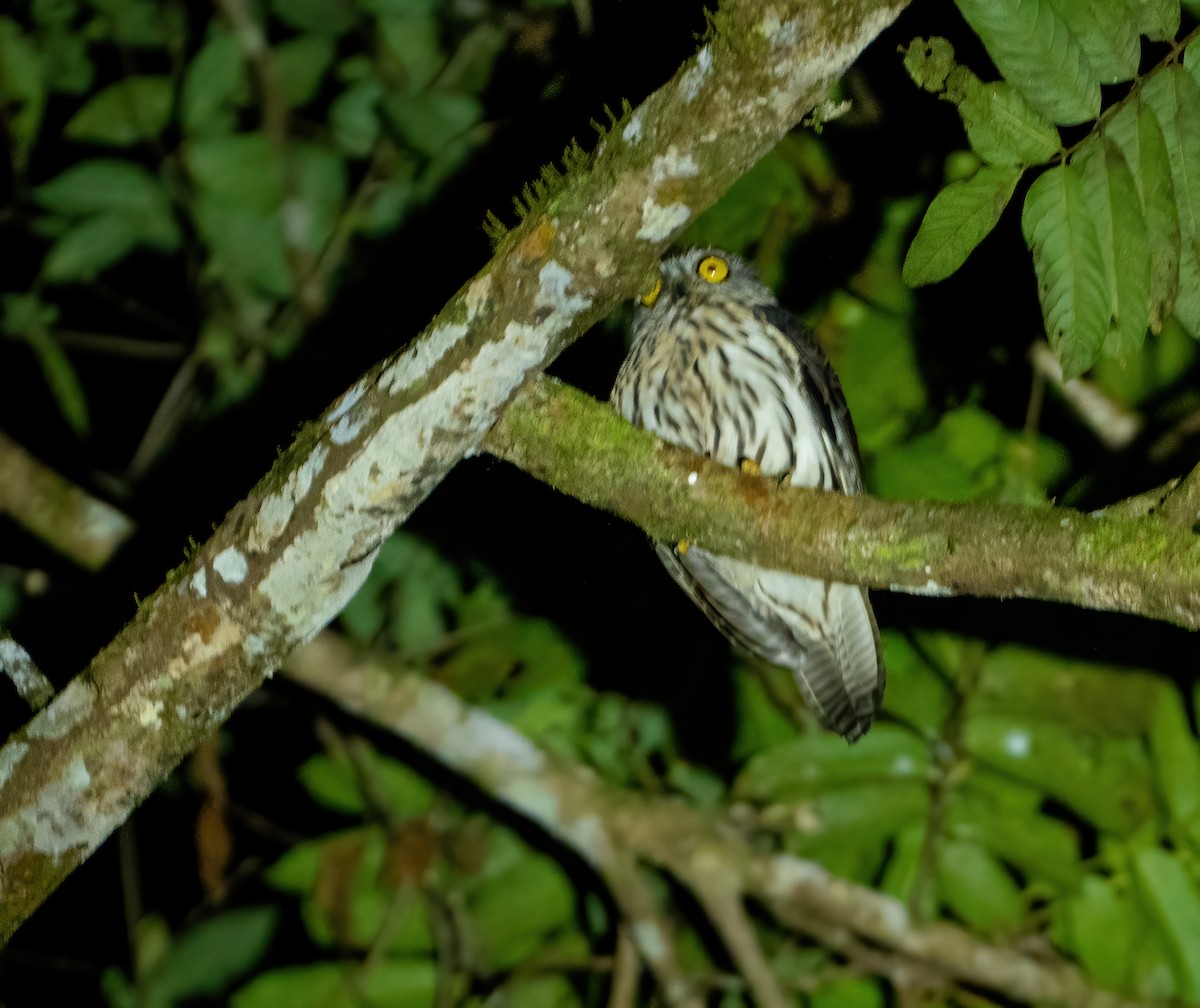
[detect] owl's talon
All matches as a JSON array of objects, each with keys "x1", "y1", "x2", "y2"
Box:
[
  {"x1": 676, "y1": 539, "x2": 690, "y2": 554},
  {"x1": 739, "y1": 458, "x2": 762, "y2": 477}
]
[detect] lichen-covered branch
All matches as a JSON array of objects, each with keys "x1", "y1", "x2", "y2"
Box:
[
  {"x1": 483, "y1": 376, "x2": 1200, "y2": 629},
  {"x1": 0, "y1": 429, "x2": 135, "y2": 571},
  {"x1": 283, "y1": 632, "x2": 1137, "y2": 1008},
  {"x1": 0, "y1": 0, "x2": 911, "y2": 943}
]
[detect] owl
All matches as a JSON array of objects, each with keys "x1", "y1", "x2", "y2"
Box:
[{"x1": 611, "y1": 248, "x2": 885, "y2": 741}]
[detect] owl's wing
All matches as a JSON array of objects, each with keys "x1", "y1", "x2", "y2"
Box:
[
  {"x1": 654, "y1": 542, "x2": 883, "y2": 741},
  {"x1": 755, "y1": 305, "x2": 863, "y2": 494}
]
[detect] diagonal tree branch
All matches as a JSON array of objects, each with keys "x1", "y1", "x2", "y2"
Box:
[
  {"x1": 483, "y1": 376, "x2": 1200, "y2": 628},
  {"x1": 0, "y1": 0, "x2": 911, "y2": 943}
]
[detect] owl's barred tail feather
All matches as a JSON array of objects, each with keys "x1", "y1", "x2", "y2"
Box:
[{"x1": 658, "y1": 545, "x2": 884, "y2": 741}]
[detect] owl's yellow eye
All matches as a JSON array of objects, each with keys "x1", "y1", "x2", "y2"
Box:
[
  {"x1": 697, "y1": 255, "x2": 729, "y2": 283},
  {"x1": 640, "y1": 273, "x2": 663, "y2": 307}
]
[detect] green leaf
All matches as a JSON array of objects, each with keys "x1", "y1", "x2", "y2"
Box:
[
  {"x1": 948, "y1": 773, "x2": 1081, "y2": 888},
  {"x1": 1128, "y1": 0, "x2": 1180, "y2": 40},
  {"x1": 384, "y1": 92, "x2": 481, "y2": 156},
  {"x1": 1139, "y1": 67, "x2": 1200, "y2": 337},
  {"x1": 22, "y1": 322, "x2": 89, "y2": 435},
  {"x1": 292, "y1": 142, "x2": 347, "y2": 251},
  {"x1": 185, "y1": 133, "x2": 283, "y2": 211},
  {"x1": 330, "y1": 78, "x2": 384, "y2": 157},
  {"x1": 35, "y1": 159, "x2": 180, "y2": 250},
  {"x1": 270, "y1": 0, "x2": 359, "y2": 34},
  {"x1": 961, "y1": 81, "x2": 1061, "y2": 165},
  {"x1": 903, "y1": 164, "x2": 1022, "y2": 285},
  {"x1": 937, "y1": 840, "x2": 1025, "y2": 931},
  {"x1": 684, "y1": 142, "x2": 811, "y2": 253},
  {"x1": 870, "y1": 406, "x2": 1013, "y2": 501},
  {"x1": 826, "y1": 292, "x2": 926, "y2": 453},
  {"x1": 65, "y1": 74, "x2": 172, "y2": 146},
  {"x1": 377, "y1": 16, "x2": 443, "y2": 93},
  {"x1": 1148, "y1": 686, "x2": 1200, "y2": 840},
  {"x1": 1104, "y1": 99, "x2": 1181, "y2": 333},
  {"x1": 147, "y1": 907, "x2": 277, "y2": 1001},
  {"x1": 963, "y1": 715, "x2": 1154, "y2": 834},
  {"x1": 471, "y1": 855, "x2": 575, "y2": 971},
  {"x1": 181, "y1": 30, "x2": 246, "y2": 136},
  {"x1": 904, "y1": 38, "x2": 1060, "y2": 165},
  {"x1": 233, "y1": 959, "x2": 436, "y2": 1008},
  {"x1": 954, "y1": 0, "x2": 1100, "y2": 125},
  {"x1": 297, "y1": 747, "x2": 435, "y2": 816},
  {"x1": 1059, "y1": 875, "x2": 1137, "y2": 987},
  {"x1": 359, "y1": 176, "x2": 414, "y2": 235},
  {"x1": 42, "y1": 211, "x2": 139, "y2": 282},
  {"x1": 88, "y1": 0, "x2": 179, "y2": 48},
  {"x1": 274, "y1": 33, "x2": 336, "y2": 108},
  {"x1": 734, "y1": 725, "x2": 930, "y2": 803},
  {"x1": 810, "y1": 979, "x2": 883, "y2": 1008},
  {"x1": 1022, "y1": 162, "x2": 1110, "y2": 377},
  {"x1": 1076, "y1": 139, "x2": 1151, "y2": 358},
  {"x1": 1132, "y1": 847, "x2": 1200, "y2": 998},
  {"x1": 1058, "y1": 0, "x2": 1141, "y2": 83},
  {"x1": 40, "y1": 25, "x2": 93, "y2": 96},
  {"x1": 191, "y1": 197, "x2": 292, "y2": 297},
  {"x1": 973, "y1": 646, "x2": 1158, "y2": 735},
  {"x1": 0, "y1": 16, "x2": 46, "y2": 170},
  {"x1": 361, "y1": 0, "x2": 437, "y2": 13}
]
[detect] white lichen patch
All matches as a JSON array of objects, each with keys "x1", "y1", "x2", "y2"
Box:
[
  {"x1": 0, "y1": 753, "x2": 120, "y2": 862},
  {"x1": 500, "y1": 777, "x2": 560, "y2": 829},
  {"x1": 243, "y1": 633, "x2": 267, "y2": 658},
  {"x1": 213, "y1": 546, "x2": 249, "y2": 585},
  {"x1": 328, "y1": 385, "x2": 371, "y2": 446},
  {"x1": 760, "y1": 14, "x2": 800, "y2": 47},
  {"x1": 380, "y1": 321, "x2": 467, "y2": 396},
  {"x1": 563, "y1": 813, "x2": 612, "y2": 863},
  {"x1": 1003, "y1": 729, "x2": 1032, "y2": 758},
  {"x1": 637, "y1": 199, "x2": 691, "y2": 240},
  {"x1": 327, "y1": 382, "x2": 365, "y2": 425},
  {"x1": 678, "y1": 45, "x2": 712, "y2": 101},
  {"x1": 890, "y1": 580, "x2": 954, "y2": 598},
  {"x1": 190, "y1": 568, "x2": 207, "y2": 599},
  {"x1": 175, "y1": 704, "x2": 188, "y2": 720},
  {"x1": 650, "y1": 147, "x2": 699, "y2": 184},
  {"x1": 632, "y1": 920, "x2": 667, "y2": 963},
  {"x1": 78, "y1": 497, "x2": 135, "y2": 543},
  {"x1": 0, "y1": 638, "x2": 49, "y2": 701},
  {"x1": 249, "y1": 443, "x2": 330, "y2": 553},
  {"x1": 767, "y1": 853, "x2": 829, "y2": 892},
  {"x1": 622, "y1": 110, "x2": 644, "y2": 144},
  {"x1": 137, "y1": 699, "x2": 165, "y2": 728},
  {"x1": 464, "y1": 272, "x2": 492, "y2": 322},
  {"x1": 451, "y1": 708, "x2": 545, "y2": 774},
  {"x1": 330, "y1": 408, "x2": 368, "y2": 446},
  {"x1": 0, "y1": 741, "x2": 29, "y2": 789},
  {"x1": 27, "y1": 680, "x2": 95, "y2": 741}
]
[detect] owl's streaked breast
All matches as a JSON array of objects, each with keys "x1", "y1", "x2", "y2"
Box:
[{"x1": 615, "y1": 299, "x2": 830, "y2": 487}]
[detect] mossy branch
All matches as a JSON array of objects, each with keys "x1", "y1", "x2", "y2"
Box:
[{"x1": 483, "y1": 376, "x2": 1200, "y2": 629}]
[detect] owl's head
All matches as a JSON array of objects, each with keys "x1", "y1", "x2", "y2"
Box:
[{"x1": 636, "y1": 247, "x2": 774, "y2": 317}]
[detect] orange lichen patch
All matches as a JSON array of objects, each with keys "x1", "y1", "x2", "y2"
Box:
[
  {"x1": 739, "y1": 458, "x2": 762, "y2": 477},
  {"x1": 183, "y1": 604, "x2": 222, "y2": 644},
  {"x1": 517, "y1": 216, "x2": 556, "y2": 260}
]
